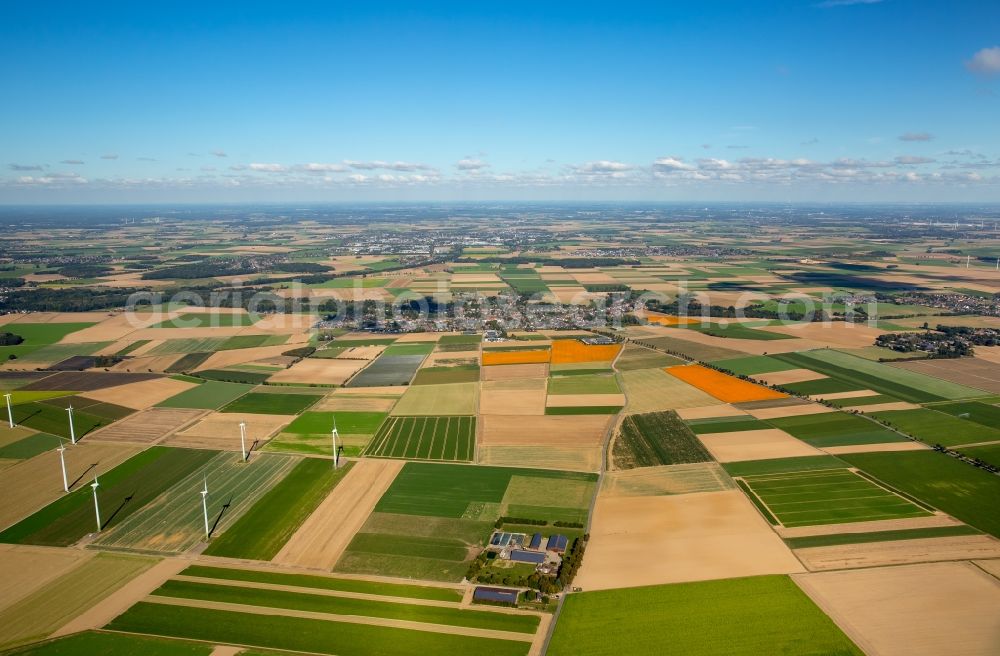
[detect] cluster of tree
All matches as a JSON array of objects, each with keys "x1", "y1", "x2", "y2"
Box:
[
  {"x1": 553, "y1": 521, "x2": 584, "y2": 529},
  {"x1": 93, "y1": 355, "x2": 123, "y2": 368},
  {"x1": 555, "y1": 536, "x2": 587, "y2": 589},
  {"x1": 57, "y1": 264, "x2": 114, "y2": 278},
  {"x1": 0, "y1": 287, "x2": 142, "y2": 312},
  {"x1": 645, "y1": 298, "x2": 822, "y2": 322},
  {"x1": 465, "y1": 553, "x2": 562, "y2": 594},
  {"x1": 0, "y1": 332, "x2": 24, "y2": 346},
  {"x1": 282, "y1": 346, "x2": 316, "y2": 358},
  {"x1": 142, "y1": 258, "x2": 262, "y2": 280},
  {"x1": 494, "y1": 517, "x2": 546, "y2": 528},
  {"x1": 270, "y1": 262, "x2": 332, "y2": 274},
  {"x1": 455, "y1": 256, "x2": 639, "y2": 268},
  {"x1": 874, "y1": 325, "x2": 999, "y2": 358}
]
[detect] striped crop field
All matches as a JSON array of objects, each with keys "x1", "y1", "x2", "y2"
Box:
[
  {"x1": 739, "y1": 468, "x2": 932, "y2": 528},
  {"x1": 364, "y1": 416, "x2": 475, "y2": 462}
]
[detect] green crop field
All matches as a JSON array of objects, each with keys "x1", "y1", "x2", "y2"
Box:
[
  {"x1": 545, "y1": 405, "x2": 622, "y2": 415},
  {"x1": 15, "y1": 341, "x2": 114, "y2": 364},
  {"x1": 152, "y1": 577, "x2": 537, "y2": 633},
  {"x1": 92, "y1": 452, "x2": 299, "y2": 553},
  {"x1": 688, "y1": 416, "x2": 770, "y2": 434},
  {"x1": 153, "y1": 312, "x2": 255, "y2": 328},
  {"x1": 547, "y1": 373, "x2": 621, "y2": 395},
  {"x1": 11, "y1": 402, "x2": 110, "y2": 440},
  {"x1": 766, "y1": 412, "x2": 905, "y2": 447},
  {"x1": 773, "y1": 350, "x2": 985, "y2": 402},
  {"x1": 283, "y1": 410, "x2": 387, "y2": 435},
  {"x1": 0, "y1": 447, "x2": 217, "y2": 547},
  {"x1": 721, "y1": 455, "x2": 848, "y2": 477},
  {"x1": 108, "y1": 603, "x2": 531, "y2": 656},
  {"x1": 203, "y1": 459, "x2": 354, "y2": 560},
  {"x1": 194, "y1": 369, "x2": 271, "y2": 384},
  {"x1": 0, "y1": 432, "x2": 61, "y2": 460},
  {"x1": 439, "y1": 334, "x2": 482, "y2": 345},
  {"x1": 547, "y1": 575, "x2": 862, "y2": 656},
  {"x1": 0, "y1": 323, "x2": 96, "y2": 359},
  {"x1": 957, "y1": 443, "x2": 1000, "y2": 468},
  {"x1": 928, "y1": 400, "x2": 1000, "y2": 428},
  {"x1": 868, "y1": 407, "x2": 1000, "y2": 447},
  {"x1": 3, "y1": 631, "x2": 213, "y2": 655},
  {"x1": 740, "y1": 468, "x2": 931, "y2": 527},
  {"x1": 39, "y1": 395, "x2": 134, "y2": 421},
  {"x1": 612, "y1": 410, "x2": 712, "y2": 469},
  {"x1": 783, "y1": 524, "x2": 981, "y2": 549},
  {"x1": 390, "y1": 382, "x2": 478, "y2": 415},
  {"x1": 364, "y1": 415, "x2": 475, "y2": 461},
  {"x1": 383, "y1": 342, "x2": 435, "y2": 356},
  {"x1": 146, "y1": 338, "x2": 229, "y2": 356},
  {"x1": 217, "y1": 334, "x2": 288, "y2": 350},
  {"x1": 164, "y1": 352, "x2": 213, "y2": 373},
  {"x1": 613, "y1": 345, "x2": 684, "y2": 371},
  {"x1": 782, "y1": 377, "x2": 866, "y2": 396},
  {"x1": 219, "y1": 391, "x2": 319, "y2": 415},
  {"x1": 683, "y1": 322, "x2": 796, "y2": 340},
  {"x1": 312, "y1": 277, "x2": 389, "y2": 288},
  {"x1": 179, "y1": 564, "x2": 463, "y2": 602},
  {"x1": 710, "y1": 355, "x2": 796, "y2": 376},
  {"x1": 842, "y1": 450, "x2": 1000, "y2": 538},
  {"x1": 156, "y1": 381, "x2": 254, "y2": 409},
  {"x1": 411, "y1": 364, "x2": 480, "y2": 385}
]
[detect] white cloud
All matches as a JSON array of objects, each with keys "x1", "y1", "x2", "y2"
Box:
[
  {"x1": 572, "y1": 160, "x2": 634, "y2": 173},
  {"x1": 344, "y1": 160, "x2": 433, "y2": 171},
  {"x1": 456, "y1": 158, "x2": 489, "y2": 171},
  {"x1": 100, "y1": 153, "x2": 119, "y2": 160},
  {"x1": 300, "y1": 162, "x2": 348, "y2": 173},
  {"x1": 895, "y1": 155, "x2": 936, "y2": 165},
  {"x1": 249, "y1": 163, "x2": 287, "y2": 172},
  {"x1": 966, "y1": 46, "x2": 1000, "y2": 76},
  {"x1": 653, "y1": 157, "x2": 694, "y2": 171}
]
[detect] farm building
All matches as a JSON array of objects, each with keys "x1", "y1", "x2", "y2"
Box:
[
  {"x1": 510, "y1": 550, "x2": 546, "y2": 564},
  {"x1": 547, "y1": 534, "x2": 569, "y2": 553},
  {"x1": 529, "y1": 532, "x2": 543, "y2": 549},
  {"x1": 473, "y1": 587, "x2": 519, "y2": 606},
  {"x1": 490, "y1": 531, "x2": 524, "y2": 549},
  {"x1": 582, "y1": 336, "x2": 616, "y2": 345}
]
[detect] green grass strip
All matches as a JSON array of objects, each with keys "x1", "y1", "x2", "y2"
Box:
[
  {"x1": 179, "y1": 565, "x2": 462, "y2": 602},
  {"x1": 784, "y1": 524, "x2": 981, "y2": 549},
  {"x1": 735, "y1": 479, "x2": 779, "y2": 525}
]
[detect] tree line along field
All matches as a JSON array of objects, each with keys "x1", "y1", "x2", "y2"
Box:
[
  {"x1": 0, "y1": 447, "x2": 217, "y2": 546},
  {"x1": 612, "y1": 410, "x2": 712, "y2": 469},
  {"x1": 738, "y1": 468, "x2": 932, "y2": 528},
  {"x1": 364, "y1": 415, "x2": 475, "y2": 462}
]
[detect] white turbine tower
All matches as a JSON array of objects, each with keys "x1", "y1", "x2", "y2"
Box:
[
  {"x1": 331, "y1": 416, "x2": 340, "y2": 469},
  {"x1": 239, "y1": 420, "x2": 248, "y2": 462},
  {"x1": 66, "y1": 405, "x2": 77, "y2": 445},
  {"x1": 200, "y1": 477, "x2": 210, "y2": 538},
  {"x1": 4, "y1": 393, "x2": 13, "y2": 428},
  {"x1": 57, "y1": 439, "x2": 69, "y2": 492},
  {"x1": 91, "y1": 477, "x2": 101, "y2": 532}
]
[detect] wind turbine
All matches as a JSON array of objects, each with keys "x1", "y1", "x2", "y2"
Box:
[
  {"x1": 91, "y1": 477, "x2": 101, "y2": 532},
  {"x1": 4, "y1": 393, "x2": 13, "y2": 428},
  {"x1": 200, "y1": 476, "x2": 210, "y2": 539},
  {"x1": 66, "y1": 405, "x2": 76, "y2": 444},
  {"x1": 239, "y1": 420, "x2": 248, "y2": 462},
  {"x1": 57, "y1": 439, "x2": 69, "y2": 492},
  {"x1": 331, "y1": 416, "x2": 340, "y2": 469}
]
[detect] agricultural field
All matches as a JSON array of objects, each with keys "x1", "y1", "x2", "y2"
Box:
[
  {"x1": 218, "y1": 390, "x2": 320, "y2": 415},
  {"x1": 363, "y1": 415, "x2": 476, "y2": 461},
  {"x1": 548, "y1": 575, "x2": 862, "y2": 656},
  {"x1": 612, "y1": 410, "x2": 712, "y2": 469},
  {"x1": 766, "y1": 412, "x2": 907, "y2": 447},
  {"x1": 266, "y1": 409, "x2": 387, "y2": 456},
  {"x1": 867, "y1": 407, "x2": 1000, "y2": 447},
  {"x1": 665, "y1": 364, "x2": 788, "y2": 403},
  {"x1": 346, "y1": 353, "x2": 425, "y2": 387},
  {"x1": 390, "y1": 381, "x2": 478, "y2": 415},
  {"x1": 337, "y1": 462, "x2": 596, "y2": 581},
  {"x1": 738, "y1": 468, "x2": 932, "y2": 527},
  {"x1": 156, "y1": 380, "x2": 253, "y2": 410}
]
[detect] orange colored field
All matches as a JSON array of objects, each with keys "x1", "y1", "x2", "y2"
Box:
[
  {"x1": 646, "y1": 313, "x2": 699, "y2": 327},
  {"x1": 481, "y1": 348, "x2": 551, "y2": 366},
  {"x1": 550, "y1": 339, "x2": 622, "y2": 364},
  {"x1": 665, "y1": 364, "x2": 787, "y2": 403}
]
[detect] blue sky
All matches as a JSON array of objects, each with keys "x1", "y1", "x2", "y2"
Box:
[{"x1": 2, "y1": 1, "x2": 999, "y2": 202}]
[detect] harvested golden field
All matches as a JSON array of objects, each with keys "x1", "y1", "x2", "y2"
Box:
[
  {"x1": 481, "y1": 362, "x2": 549, "y2": 380},
  {"x1": 745, "y1": 402, "x2": 836, "y2": 420},
  {"x1": 267, "y1": 357, "x2": 368, "y2": 385},
  {"x1": 109, "y1": 354, "x2": 183, "y2": 373},
  {"x1": 81, "y1": 377, "x2": 198, "y2": 409},
  {"x1": 775, "y1": 514, "x2": 965, "y2": 540},
  {"x1": 666, "y1": 364, "x2": 788, "y2": 403},
  {"x1": 698, "y1": 428, "x2": 825, "y2": 462},
  {"x1": 575, "y1": 491, "x2": 803, "y2": 591},
  {"x1": 0, "y1": 552, "x2": 155, "y2": 650},
  {"x1": 550, "y1": 339, "x2": 622, "y2": 364},
  {"x1": 274, "y1": 459, "x2": 403, "y2": 570},
  {"x1": 480, "y1": 379, "x2": 546, "y2": 415},
  {"x1": 822, "y1": 441, "x2": 930, "y2": 455},
  {"x1": 794, "y1": 562, "x2": 1000, "y2": 656},
  {"x1": 620, "y1": 368, "x2": 720, "y2": 413},
  {"x1": 166, "y1": 412, "x2": 293, "y2": 451},
  {"x1": 601, "y1": 463, "x2": 734, "y2": 497},
  {"x1": 336, "y1": 345, "x2": 386, "y2": 360},
  {"x1": 478, "y1": 444, "x2": 603, "y2": 472},
  {"x1": 89, "y1": 408, "x2": 206, "y2": 444},
  {"x1": 482, "y1": 349, "x2": 551, "y2": 366},
  {"x1": 424, "y1": 350, "x2": 480, "y2": 367},
  {"x1": 813, "y1": 389, "x2": 880, "y2": 401},
  {"x1": 844, "y1": 401, "x2": 921, "y2": 412},
  {"x1": 759, "y1": 321, "x2": 887, "y2": 347},
  {"x1": 192, "y1": 345, "x2": 297, "y2": 372},
  {"x1": 479, "y1": 414, "x2": 611, "y2": 446},
  {"x1": 0, "y1": 442, "x2": 141, "y2": 530},
  {"x1": 330, "y1": 385, "x2": 406, "y2": 396},
  {"x1": 794, "y1": 535, "x2": 1000, "y2": 572},
  {"x1": 545, "y1": 393, "x2": 626, "y2": 407},
  {"x1": 313, "y1": 393, "x2": 398, "y2": 413},
  {"x1": 890, "y1": 357, "x2": 1000, "y2": 393},
  {"x1": 0, "y1": 545, "x2": 92, "y2": 613},
  {"x1": 390, "y1": 382, "x2": 478, "y2": 415}
]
